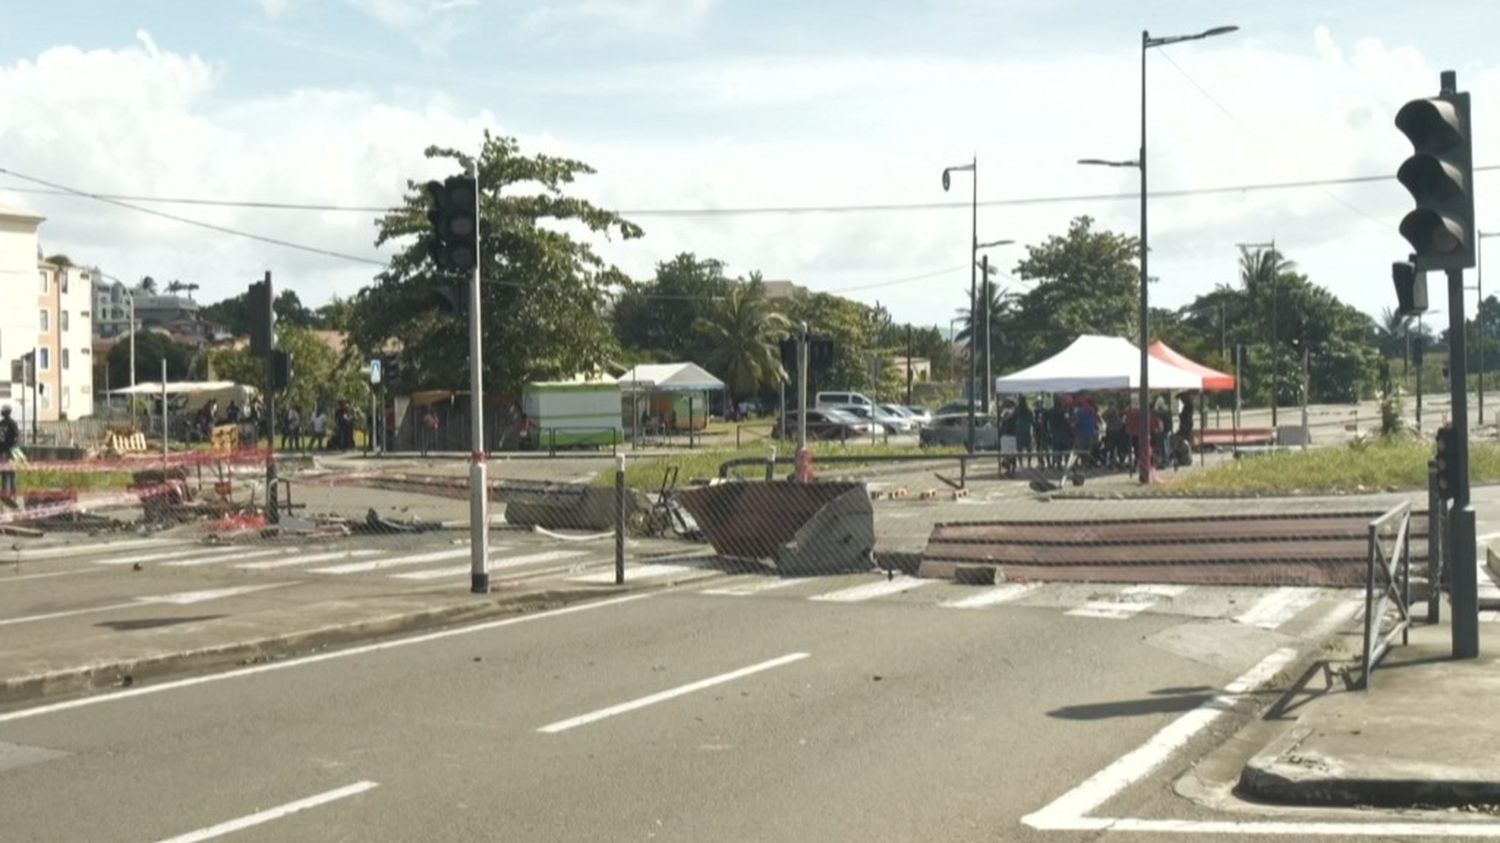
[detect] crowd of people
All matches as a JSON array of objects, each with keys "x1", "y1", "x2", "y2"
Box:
[
  {"x1": 190, "y1": 398, "x2": 362, "y2": 452},
  {"x1": 997, "y1": 392, "x2": 1198, "y2": 470}
]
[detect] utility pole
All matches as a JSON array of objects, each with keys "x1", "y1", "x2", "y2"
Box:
[
  {"x1": 129, "y1": 291, "x2": 136, "y2": 429},
  {"x1": 981, "y1": 254, "x2": 992, "y2": 416},
  {"x1": 466, "y1": 161, "x2": 489, "y2": 594},
  {"x1": 905, "y1": 324, "x2": 914, "y2": 407},
  {"x1": 795, "y1": 321, "x2": 810, "y2": 482}
]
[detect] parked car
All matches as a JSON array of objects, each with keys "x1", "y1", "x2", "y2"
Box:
[
  {"x1": 934, "y1": 400, "x2": 979, "y2": 417},
  {"x1": 815, "y1": 391, "x2": 875, "y2": 411},
  {"x1": 771, "y1": 408, "x2": 873, "y2": 440},
  {"x1": 883, "y1": 403, "x2": 930, "y2": 428},
  {"x1": 919, "y1": 412, "x2": 999, "y2": 449},
  {"x1": 839, "y1": 404, "x2": 916, "y2": 434}
]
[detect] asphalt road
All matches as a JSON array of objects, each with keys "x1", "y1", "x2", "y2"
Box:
[{"x1": 0, "y1": 566, "x2": 1375, "y2": 842}]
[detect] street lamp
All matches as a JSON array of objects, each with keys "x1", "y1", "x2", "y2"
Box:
[
  {"x1": 1478, "y1": 231, "x2": 1500, "y2": 425},
  {"x1": 942, "y1": 158, "x2": 979, "y2": 452},
  {"x1": 1080, "y1": 23, "x2": 1241, "y2": 483},
  {"x1": 976, "y1": 239, "x2": 1015, "y2": 415}
]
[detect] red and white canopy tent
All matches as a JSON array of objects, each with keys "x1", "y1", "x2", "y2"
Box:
[
  {"x1": 994, "y1": 334, "x2": 1203, "y2": 394},
  {"x1": 1146, "y1": 341, "x2": 1235, "y2": 391}
]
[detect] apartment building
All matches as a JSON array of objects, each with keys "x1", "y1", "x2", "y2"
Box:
[
  {"x1": 93, "y1": 278, "x2": 135, "y2": 339},
  {"x1": 0, "y1": 205, "x2": 95, "y2": 422}
]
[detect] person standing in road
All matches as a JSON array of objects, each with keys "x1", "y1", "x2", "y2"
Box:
[
  {"x1": 422, "y1": 409, "x2": 438, "y2": 456},
  {"x1": 1014, "y1": 396, "x2": 1034, "y2": 468},
  {"x1": 310, "y1": 407, "x2": 328, "y2": 451},
  {"x1": 0, "y1": 406, "x2": 18, "y2": 505}
]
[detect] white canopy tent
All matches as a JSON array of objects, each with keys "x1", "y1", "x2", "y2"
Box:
[
  {"x1": 995, "y1": 334, "x2": 1204, "y2": 394},
  {"x1": 615, "y1": 363, "x2": 724, "y2": 393},
  {"x1": 109, "y1": 380, "x2": 242, "y2": 396}
]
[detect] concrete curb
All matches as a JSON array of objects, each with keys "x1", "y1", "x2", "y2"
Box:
[
  {"x1": 1238, "y1": 727, "x2": 1500, "y2": 809},
  {"x1": 0, "y1": 587, "x2": 623, "y2": 709}
]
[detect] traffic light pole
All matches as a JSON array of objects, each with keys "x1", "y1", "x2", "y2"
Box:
[
  {"x1": 262, "y1": 271, "x2": 278, "y2": 525},
  {"x1": 1446, "y1": 266, "x2": 1479, "y2": 657},
  {"x1": 468, "y1": 162, "x2": 490, "y2": 595}
]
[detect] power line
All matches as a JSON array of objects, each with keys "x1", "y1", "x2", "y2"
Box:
[
  {"x1": 1156, "y1": 48, "x2": 1394, "y2": 230},
  {"x1": 3, "y1": 163, "x2": 1495, "y2": 219},
  {"x1": 0, "y1": 166, "x2": 389, "y2": 267}
]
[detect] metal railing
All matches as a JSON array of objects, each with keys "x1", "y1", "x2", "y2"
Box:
[{"x1": 1360, "y1": 500, "x2": 1412, "y2": 690}]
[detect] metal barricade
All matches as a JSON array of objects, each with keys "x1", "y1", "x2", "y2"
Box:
[{"x1": 1360, "y1": 501, "x2": 1412, "y2": 690}]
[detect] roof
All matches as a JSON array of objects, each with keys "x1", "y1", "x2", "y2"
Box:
[
  {"x1": 995, "y1": 334, "x2": 1203, "y2": 394},
  {"x1": 616, "y1": 362, "x2": 726, "y2": 392},
  {"x1": 1147, "y1": 341, "x2": 1235, "y2": 391},
  {"x1": 0, "y1": 204, "x2": 44, "y2": 223}
]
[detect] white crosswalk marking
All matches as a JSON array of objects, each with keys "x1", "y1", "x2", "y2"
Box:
[
  {"x1": 236, "y1": 550, "x2": 383, "y2": 570},
  {"x1": 1234, "y1": 587, "x2": 1321, "y2": 629},
  {"x1": 91, "y1": 547, "x2": 226, "y2": 567},
  {"x1": 9, "y1": 538, "x2": 180, "y2": 560},
  {"x1": 810, "y1": 576, "x2": 935, "y2": 603},
  {"x1": 569, "y1": 563, "x2": 696, "y2": 584},
  {"x1": 391, "y1": 549, "x2": 590, "y2": 581},
  {"x1": 941, "y1": 583, "x2": 1039, "y2": 609},
  {"x1": 161, "y1": 548, "x2": 291, "y2": 568},
  {"x1": 311, "y1": 547, "x2": 471, "y2": 575},
  {"x1": 1067, "y1": 585, "x2": 1189, "y2": 620},
  {"x1": 701, "y1": 578, "x2": 801, "y2": 597}
]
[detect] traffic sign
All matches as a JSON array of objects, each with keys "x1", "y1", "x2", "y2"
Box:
[{"x1": 369, "y1": 358, "x2": 382, "y2": 385}]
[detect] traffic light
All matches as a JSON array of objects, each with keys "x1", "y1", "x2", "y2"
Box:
[
  {"x1": 426, "y1": 175, "x2": 478, "y2": 272},
  {"x1": 1436, "y1": 425, "x2": 1460, "y2": 499},
  {"x1": 1395, "y1": 71, "x2": 1475, "y2": 271},
  {"x1": 1392, "y1": 258, "x2": 1429, "y2": 316},
  {"x1": 430, "y1": 285, "x2": 468, "y2": 319},
  {"x1": 270, "y1": 350, "x2": 293, "y2": 391},
  {"x1": 810, "y1": 338, "x2": 835, "y2": 371},
  {"x1": 381, "y1": 355, "x2": 400, "y2": 385},
  {"x1": 779, "y1": 338, "x2": 797, "y2": 372},
  {"x1": 248, "y1": 280, "x2": 276, "y2": 357}
]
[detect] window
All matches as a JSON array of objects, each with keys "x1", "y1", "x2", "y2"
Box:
[
  {"x1": 38, "y1": 310, "x2": 48, "y2": 332},
  {"x1": 38, "y1": 385, "x2": 49, "y2": 410},
  {"x1": 61, "y1": 272, "x2": 69, "y2": 293},
  {"x1": 39, "y1": 348, "x2": 49, "y2": 370},
  {"x1": 38, "y1": 271, "x2": 48, "y2": 293},
  {"x1": 62, "y1": 349, "x2": 70, "y2": 371},
  {"x1": 61, "y1": 311, "x2": 69, "y2": 332}
]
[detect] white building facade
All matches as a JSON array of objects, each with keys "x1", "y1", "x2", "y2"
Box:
[{"x1": 0, "y1": 205, "x2": 95, "y2": 423}]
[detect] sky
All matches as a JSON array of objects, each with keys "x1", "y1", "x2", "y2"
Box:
[{"x1": 2, "y1": 0, "x2": 1499, "y2": 332}]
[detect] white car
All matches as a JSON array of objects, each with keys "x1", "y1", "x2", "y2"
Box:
[
  {"x1": 838, "y1": 404, "x2": 916, "y2": 434},
  {"x1": 881, "y1": 403, "x2": 928, "y2": 429}
]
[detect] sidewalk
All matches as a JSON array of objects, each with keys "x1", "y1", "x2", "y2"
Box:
[{"x1": 1238, "y1": 614, "x2": 1500, "y2": 808}]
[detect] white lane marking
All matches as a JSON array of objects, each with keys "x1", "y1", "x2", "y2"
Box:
[
  {"x1": 1233, "y1": 587, "x2": 1321, "y2": 630},
  {"x1": 1067, "y1": 584, "x2": 1189, "y2": 620},
  {"x1": 0, "y1": 567, "x2": 107, "y2": 584},
  {"x1": 0, "y1": 592, "x2": 655, "y2": 724},
  {"x1": 1023, "y1": 647, "x2": 1298, "y2": 830},
  {"x1": 701, "y1": 578, "x2": 801, "y2": 597},
  {"x1": 809, "y1": 576, "x2": 935, "y2": 603},
  {"x1": 0, "y1": 584, "x2": 290, "y2": 627},
  {"x1": 154, "y1": 780, "x2": 379, "y2": 843},
  {"x1": 161, "y1": 548, "x2": 290, "y2": 568},
  {"x1": 569, "y1": 563, "x2": 694, "y2": 584},
  {"x1": 92, "y1": 547, "x2": 229, "y2": 567},
  {"x1": 538, "y1": 652, "x2": 810, "y2": 734},
  {"x1": 4, "y1": 538, "x2": 179, "y2": 560},
  {"x1": 941, "y1": 583, "x2": 1039, "y2": 609},
  {"x1": 390, "y1": 549, "x2": 590, "y2": 581},
  {"x1": 311, "y1": 547, "x2": 470, "y2": 575},
  {"x1": 1087, "y1": 817, "x2": 1500, "y2": 837},
  {"x1": 236, "y1": 549, "x2": 382, "y2": 570}
]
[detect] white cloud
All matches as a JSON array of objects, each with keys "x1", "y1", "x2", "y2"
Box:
[
  {"x1": 0, "y1": 25, "x2": 1495, "y2": 334},
  {"x1": 523, "y1": 0, "x2": 718, "y2": 39},
  {"x1": 257, "y1": 0, "x2": 293, "y2": 18}
]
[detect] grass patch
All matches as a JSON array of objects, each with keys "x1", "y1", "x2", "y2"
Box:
[
  {"x1": 1171, "y1": 437, "x2": 1500, "y2": 494},
  {"x1": 599, "y1": 442, "x2": 965, "y2": 490},
  {"x1": 16, "y1": 469, "x2": 134, "y2": 492}
]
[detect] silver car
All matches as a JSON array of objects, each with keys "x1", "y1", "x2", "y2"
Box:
[{"x1": 919, "y1": 413, "x2": 999, "y2": 449}]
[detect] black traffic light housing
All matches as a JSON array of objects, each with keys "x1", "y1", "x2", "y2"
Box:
[
  {"x1": 1396, "y1": 71, "x2": 1475, "y2": 272},
  {"x1": 1436, "y1": 425, "x2": 1460, "y2": 499},
  {"x1": 779, "y1": 338, "x2": 797, "y2": 372},
  {"x1": 270, "y1": 350, "x2": 293, "y2": 391},
  {"x1": 1392, "y1": 258, "x2": 1429, "y2": 316},
  {"x1": 430, "y1": 285, "x2": 468, "y2": 319},
  {"x1": 426, "y1": 175, "x2": 478, "y2": 272},
  {"x1": 248, "y1": 280, "x2": 276, "y2": 357},
  {"x1": 810, "y1": 338, "x2": 835, "y2": 371}
]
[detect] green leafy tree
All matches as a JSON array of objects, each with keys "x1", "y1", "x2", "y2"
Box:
[
  {"x1": 1010, "y1": 216, "x2": 1140, "y2": 362},
  {"x1": 105, "y1": 331, "x2": 192, "y2": 386},
  {"x1": 778, "y1": 293, "x2": 876, "y2": 395},
  {"x1": 208, "y1": 326, "x2": 370, "y2": 413},
  {"x1": 691, "y1": 281, "x2": 788, "y2": 400},
  {"x1": 955, "y1": 279, "x2": 1020, "y2": 378},
  {"x1": 351, "y1": 132, "x2": 641, "y2": 393},
  {"x1": 139, "y1": 275, "x2": 158, "y2": 294},
  {"x1": 201, "y1": 289, "x2": 320, "y2": 336},
  {"x1": 614, "y1": 253, "x2": 730, "y2": 359}
]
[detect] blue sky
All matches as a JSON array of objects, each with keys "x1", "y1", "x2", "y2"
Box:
[{"x1": 2, "y1": 0, "x2": 1498, "y2": 327}]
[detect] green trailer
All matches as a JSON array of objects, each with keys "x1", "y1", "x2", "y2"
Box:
[{"x1": 522, "y1": 380, "x2": 623, "y2": 449}]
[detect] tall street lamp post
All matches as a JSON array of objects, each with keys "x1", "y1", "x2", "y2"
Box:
[
  {"x1": 942, "y1": 158, "x2": 979, "y2": 452},
  {"x1": 1079, "y1": 24, "x2": 1239, "y2": 483},
  {"x1": 977, "y1": 239, "x2": 1015, "y2": 416}
]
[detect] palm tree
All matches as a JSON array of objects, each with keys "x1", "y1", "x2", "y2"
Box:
[
  {"x1": 1375, "y1": 307, "x2": 1411, "y2": 359},
  {"x1": 139, "y1": 275, "x2": 158, "y2": 294},
  {"x1": 1237, "y1": 247, "x2": 1295, "y2": 297},
  {"x1": 693, "y1": 283, "x2": 789, "y2": 402},
  {"x1": 955, "y1": 281, "x2": 1018, "y2": 372}
]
